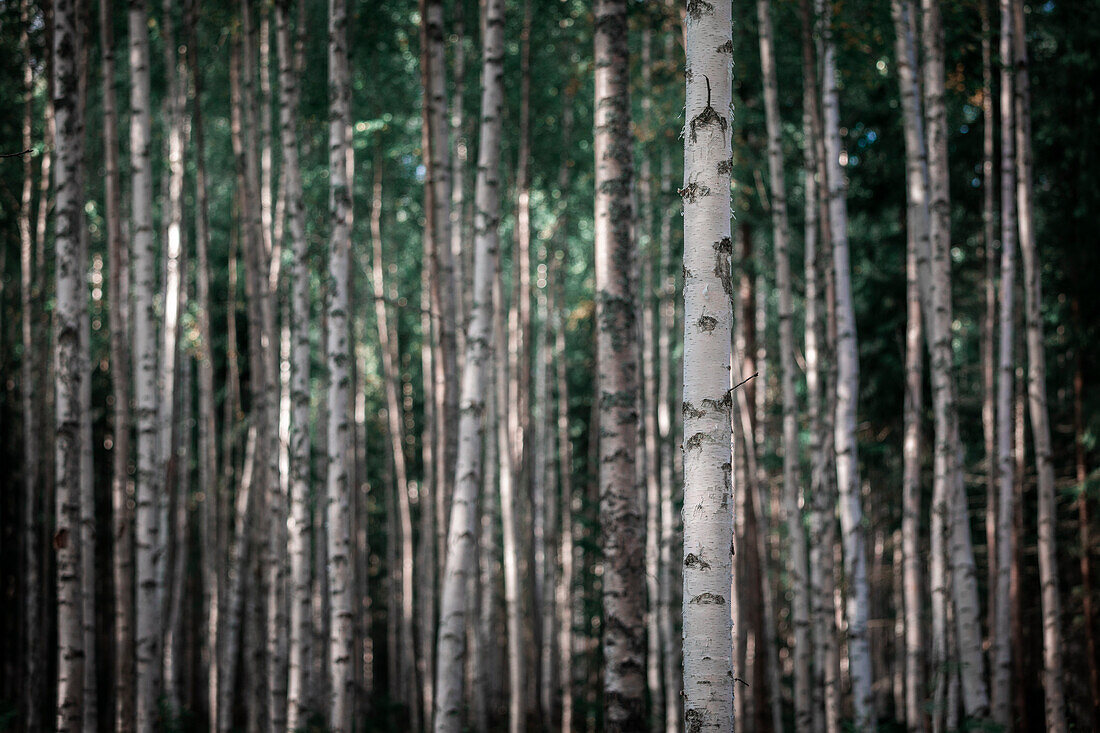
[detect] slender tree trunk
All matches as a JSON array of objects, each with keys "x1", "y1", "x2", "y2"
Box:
[
  {"x1": 636, "y1": 29, "x2": 665, "y2": 732},
  {"x1": 129, "y1": 0, "x2": 162, "y2": 726},
  {"x1": 496, "y1": 256, "x2": 525, "y2": 733},
  {"x1": 920, "y1": 2, "x2": 991, "y2": 719},
  {"x1": 979, "y1": 0, "x2": 998, "y2": 662},
  {"x1": 369, "y1": 155, "x2": 419, "y2": 726},
  {"x1": 1011, "y1": 3, "x2": 1067, "y2": 728},
  {"x1": 450, "y1": 0, "x2": 467, "y2": 353},
  {"x1": 991, "y1": 1, "x2": 1017, "y2": 724},
  {"x1": 53, "y1": 0, "x2": 86, "y2": 725},
  {"x1": 681, "y1": 1, "x2": 734, "y2": 731},
  {"x1": 326, "y1": 0, "x2": 354, "y2": 726},
  {"x1": 275, "y1": 2, "x2": 312, "y2": 727},
  {"x1": 20, "y1": 4, "x2": 45, "y2": 728},
  {"x1": 756, "y1": 1, "x2": 811, "y2": 725},
  {"x1": 594, "y1": 0, "x2": 644, "y2": 728},
  {"x1": 657, "y1": 139, "x2": 682, "y2": 733},
  {"x1": 554, "y1": 247, "x2": 575, "y2": 733},
  {"x1": 1073, "y1": 295, "x2": 1100, "y2": 730},
  {"x1": 889, "y1": 3, "x2": 928, "y2": 727},
  {"x1": 433, "y1": 0, "x2": 504, "y2": 725},
  {"x1": 820, "y1": 1, "x2": 875, "y2": 726}
]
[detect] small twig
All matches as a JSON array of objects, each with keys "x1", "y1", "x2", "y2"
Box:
[
  {"x1": 0, "y1": 148, "x2": 33, "y2": 158},
  {"x1": 731, "y1": 371, "x2": 758, "y2": 393}
]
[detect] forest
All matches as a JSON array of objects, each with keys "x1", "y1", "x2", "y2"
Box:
[{"x1": 1, "y1": 0, "x2": 1099, "y2": 731}]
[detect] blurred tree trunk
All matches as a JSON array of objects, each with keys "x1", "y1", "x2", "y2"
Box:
[
  {"x1": 325, "y1": 0, "x2": 354, "y2": 726},
  {"x1": 433, "y1": 0, "x2": 504, "y2": 726},
  {"x1": 20, "y1": 2, "x2": 45, "y2": 728},
  {"x1": 680, "y1": 1, "x2": 734, "y2": 731},
  {"x1": 594, "y1": 0, "x2": 644, "y2": 728},
  {"x1": 275, "y1": 1, "x2": 313, "y2": 727},
  {"x1": 1011, "y1": 2, "x2": 1067, "y2": 728},
  {"x1": 888, "y1": 2, "x2": 927, "y2": 728},
  {"x1": 920, "y1": 1, "x2": 990, "y2": 720},
  {"x1": 820, "y1": 0, "x2": 874, "y2": 726},
  {"x1": 757, "y1": 1, "x2": 811, "y2": 726},
  {"x1": 53, "y1": 0, "x2": 87, "y2": 726},
  {"x1": 637, "y1": 29, "x2": 664, "y2": 732},
  {"x1": 129, "y1": 0, "x2": 162, "y2": 726},
  {"x1": 991, "y1": 0, "x2": 1018, "y2": 724}
]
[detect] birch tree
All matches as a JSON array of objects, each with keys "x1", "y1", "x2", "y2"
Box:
[
  {"x1": 681, "y1": 1, "x2": 735, "y2": 731},
  {"x1": 53, "y1": 0, "x2": 87, "y2": 726},
  {"x1": 433, "y1": 0, "x2": 504, "y2": 727},
  {"x1": 1012, "y1": 1, "x2": 1067, "y2": 727},
  {"x1": 129, "y1": 0, "x2": 162, "y2": 726},
  {"x1": 594, "y1": 0, "x2": 644, "y2": 728},
  {"x1": 275, "y1": 0, "x2": 313, "y2": 727},
  {"x1": 326, "y1": 0, "x2": 354, "y2": 727},
  {"x1": 757, "y1": 0, "x2": 811, "y2": 724},
  {"x1": 820, "y1": 0, "x2": 874, "y2": 726}
]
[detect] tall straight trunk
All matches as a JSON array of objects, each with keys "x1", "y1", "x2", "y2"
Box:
[
  {"x1": 1011, "y1": 3, "x2": 1067, "y2": 728},
  {"x1": 889, "y1": 2, "x2": 928, "y2": 727},
  {"x1": 53, "y1": 0, "x2": 86, "y2": 726},
  {"x1": 421, "y1": 0, "x2": 458, "y2": 559},
  {"x1": 756, "y1": 1, "x2": 811, "y2": 725},
  {"x1": 369, "y1": 156, "x2": 418, "y2": 724},
  {"x1": 480, "y1": 358, "x2": 504, "y2": 729},
  {"x1": 979, "y1": 0, "x2": 998, "y2": 657},
  {"x1": 1010, "y1": 344, "x2": 1028, "y2": 731},
  {"x1": 1073, "y1": 297, "x2": 1100, "y2": 730},
  {"x1": 496, "y1": 258, "x2": 525, "y2": 733},
  {"x1": 433, "y1": 0, "x2": 504, "y2": 726},
  {"x1": 129, "y1": 0, "x2": 161, "y2": 726},
  {"x1": 637, "y1": 29, "x2": 664, "y2": 731},
  {"x1": 680, "y1": 1, "x2": 734, "y2": 731},
  {"x1": 182, "y1": 0, "x2": 219, "y2": 726},
  {"x1": 594, "y1": 0, "x2": 644, "y2": 728},
  {"x1": 657, "y1": 141, "x2": 682, "y2": 733},
  {"x1": 326, "y1": 0, "x2": 354, "y2": 726},
  {"x1": 276, "y1": 1, "x2": 313, "y2": 727},
  {"x1": 919, "y1": 1, "x2": 990, "y2": 719},
  {"x1": 799, "y1": 5, "x2": 839, "y2": 730},
  {"x1": 418, "y1": 187, "x2": 436, "y2": 733},
  {"x1": 554, "y1": 250, "x2": 575, "y2": 733},
  {"x1": 20, "y1": 4, "x2": 45, "y2": 729},
  {"x1": 450, "y1": 0, "x2": 467, "y2": 348},
  {"x1": 990, "y1": 1, "x2": 1017, "y2": 723},
  {"x1": 820, "y1": 1, "x2": 874, "y2": 726}
]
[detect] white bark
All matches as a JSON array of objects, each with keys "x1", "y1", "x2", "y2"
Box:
[
  {"x1": 756, "y1": 0, "x2": 811, "y2": 724},
  {"x1": 820, "y1": 1, "x2": 874, "y2": 726},
  {"x1": 276, "y1": 1, "x2": 312, "y2": 727},
  {"x1": 326, "y1": 0, "x2": 354, "y2": 727},
  {"x1": 53, "y1": 0, "x2": 86, "y2": 725},
  {"x1": 1012, "y1": 2, "x2": 1067, "y2": 727},
  {"x1": 991, "y1": 1, "x2": 1017, "y2": 724},
  {"x1": 130, "y1": 0, "x2": 162, "y2": 726},
  {"x1": 681, "y1": 0, "x2": 735, "y2": 730},
  {"x1": 432, "y1": 0, "x2": 503, "y2": 728}
]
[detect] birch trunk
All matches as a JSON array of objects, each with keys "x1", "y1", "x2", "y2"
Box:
[
  {"x1": 97, "y1": 0, "x2": 134, "y2": 726},
  {"x1": 432, "y1": 0, "x2": 504, "y2": 725},
  {"x1": 53, "y1": 0, "x2": 86, "y2": 725},
  {"x1": 658, "y1": 140, "x2": 682, "y2": 733},
  {"x1": 919, "y1": 1, "x2": 990, "y2": 720},
  {"x1": 594, "y1": 0, "x2": 644, "y2": 728},
  {"x1": 554, "y1": 248, "x2": 575, "y2": 733},
  {"x1": 820, "y1": 1, "x2": 874, "y2": 725},
  {"x1": 889, "y1": 2, "x2": 928, "y2": 726},
  {"x1": 129, "y1": 0, "x2": 162, "y2": 726},
  {"x1": 990, "y1": 1, "x2": 1017, "y2": 723},
  {"x1": 20, "y1": 4, "x2": 45, "y2": 728},
  {"x1": 756, "y1": 1, "x2": 811, "y2": 724},
  {"x1": 681, "y1": 1, "x2": 734, "y2": 730},
  {"x1": 1012, "y1": 2, "x2": 1067, "y2": 727},
  {"x1": 326, "y1": 0, "x2": 354, "y2": 726},
  {"x1": 276, "y1": 1, "x2": 313, "y2": 727},
  {"x1": 496, "y1": 255, "x2": 525, "y2": 733},
  {"x1": 637, "y1": 29, "x2": 664, "y2": 731}
]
